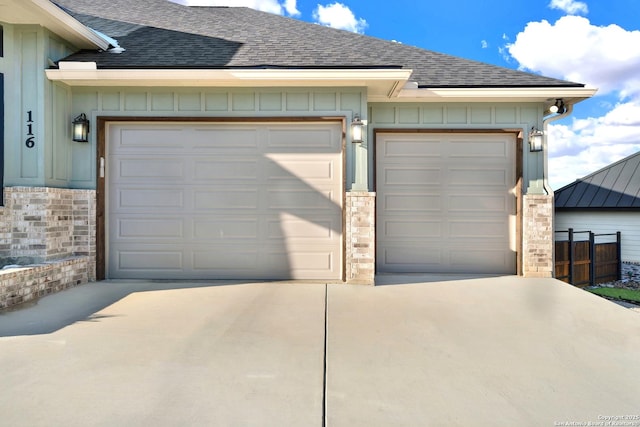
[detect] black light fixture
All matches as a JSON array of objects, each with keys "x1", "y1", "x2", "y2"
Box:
[
  {"x1": 549, "y1": 99, "x2": 566, "y2": 114},
  {"x1": 529, "y1": 127, "x2": 544, "y2": 152},
  {"x1": 72, "y1": 113, "x2": 90, "y2": 142},
  {"x1": 351, "y1": 114, "x2": 364, "y2": 143}
]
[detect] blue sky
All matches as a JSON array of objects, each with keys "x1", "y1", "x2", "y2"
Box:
[{"x1": 171, "y1": 0, "x2": 640, "y2": 189}]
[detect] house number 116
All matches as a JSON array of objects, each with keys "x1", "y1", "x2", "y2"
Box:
[{"x1": 25, "y1": 110, "x2": 35, "y2": 148}]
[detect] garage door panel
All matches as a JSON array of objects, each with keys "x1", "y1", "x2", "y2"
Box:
[
  {"x1": 193, "y1": 189, "x2": 259, "y2": 210},
  {"x1": 117, "y1": 218, "x2": 185, "y2": 239},
  {"x1": 266, "y1": 157, "x2": 336, "y2": 181},
  {"x1": 191, "y1": 128, "x2": 260, "y2": 149},
  {"x1": 384, "y1": 220, "x2": 442, "y2": 238},
  {"x1": 267, "y1": 216, "x2": 338, "y2": 240},
  {"x1": 382, "y1": 246, "x2": 443, "y2": 268},
  {"x1": 448, "y1": 220, "x2": 507, "y2": 239},
  {"x1": 382, "y1": 194, "x2": 441, "y2": 212},
  {"x1": 449, "y1": 169, "x2": 507, "y2": 186},
  {"x1": 117, "y1": 250, "x2": 184, "y2": 271},
  {"x1": 192, "y1": 159, "x2": 260, "y2": 181},
  {"x1": 266, "y1": 127, "x2": 339, "y2": 150},
  {"x1": 377, "y1": 132, "x2": 516, "y2": 274},
  {"x1": 266, "y1": 189, "x2": 339, "y2": 210},
  {"x1": 192, "y1": 250, "x2": 259, "y2": 271},
  {"x1": 448, "y1": 195, "x2": 506, "y2": 212},
  {"x1": 448, "y1": 140, "x2": 509, "y2": 158},
  {"x1": 118, "y1": 128, "x2": 184, "y2": 149},
  {"x1": 108, "y1": 121, "x2": 343, "y2": 280},
  {"x1": 266, "y1": 251, "x2": 336, "y2": 274},
  {"x1": 117, "y1": 188, "x2": 184, "y2": 209},
  {"x1": 382, "y1": 139, "x2": 442, "y2": 158},
  {"x1": 383, "y1": 168, "x2": 441, "y2": 186},
  {"x1": 118, "y1": 158, "x2": 185, "y2": 180},
  {"x1": 450, "y1": 249, "x2": 512, "y2": 271},
  {"x1": 192, "y1": 218, "x2": 259, "y2": 240}
]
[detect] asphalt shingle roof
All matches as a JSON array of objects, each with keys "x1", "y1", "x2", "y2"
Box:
[
  {"x1": 52, "y1": 0, "x2": 584, "y2": 88},
  {"x1": 555, "y1": 151, "x2": 640, "y2": 209}
]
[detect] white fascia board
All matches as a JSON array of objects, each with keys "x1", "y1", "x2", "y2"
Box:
[
  {"x1": 372, "y1": 86, "x2": 599, "y2": 103},
  {"x1": 33, "y1": 0, "x2": 111, "y2": 50},
  {"x1": 15, "y1": 0, "x2": 110, "y2": 50},
  {"x1": 46, "y1": 68, "x2": 413, "y2": 96}
]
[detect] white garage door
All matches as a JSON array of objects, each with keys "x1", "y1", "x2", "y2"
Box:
[
  {"x1": 376, "y1": 132, "x2": 516, "y2": 274},
  {"x1": 107, "y1": 121, "x2": 343, "y2": 280}
]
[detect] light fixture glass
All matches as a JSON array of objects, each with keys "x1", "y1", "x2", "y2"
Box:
[
  {"x1": 72, "y1": 113, "x2": 90, "y2": 142},
  {"x1": 529, "y1": 127, "x2": 544, "y2": 152},
  {"x1": 351, "y1": 114, "x2": 364, "y2": 143},
  {"x1": 549, "y1": 99, "x2": 566, "y2": 115}
]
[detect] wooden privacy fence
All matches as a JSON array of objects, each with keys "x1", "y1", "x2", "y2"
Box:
[{"x1": 554, "y1": 229, "x2": 622, "y2": 287}]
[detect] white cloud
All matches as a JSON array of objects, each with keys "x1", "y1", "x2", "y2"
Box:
[
  {"x1": 169, "y1": 0, "x2": 299, "y2": 16},
  {"x1": 282, "y1": 0, "x2": 299, "y2": 15},
  {"x1": 548, "y1": 101, "x2": 640, "y2": 188},
  {"x1": 313, "y1": 2, "x2": 367, "y2": 33},
  {"x1": 481, "y1": 40, "x2": 488, "y2": 49},
  {"x1": 507, "y1": 16, "x2": 640, "y2": 97},
  {"x1": 506, "y1": 15, "x2": 640, "y2": 188},
  {"x1": 548, "y1": 0, "x2": 588, "y2": 15}
]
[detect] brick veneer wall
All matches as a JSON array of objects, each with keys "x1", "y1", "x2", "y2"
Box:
[
  {"x1": 0, "y1": 257, "x2": 90, "y2": 309},
  {"x1": 522, "y1": 194, "x2": 554, "y2": 278},
  {"x1": 345, "y1": 192, "x2": 375, "y2": 285},
  {"x1": 3, "y1": 187, "x2": 96, "y2": 263},
  {"x1": 0, "y1": 187, "x2": 96, "y2": 310}
]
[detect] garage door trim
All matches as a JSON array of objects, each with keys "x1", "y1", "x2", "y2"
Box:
[
  {"x1": 373, "y1": 128, "x2": 523, "y2": 275},
  {"x1": 96, "y1": 116, "x2": 347, "y2": 280}
]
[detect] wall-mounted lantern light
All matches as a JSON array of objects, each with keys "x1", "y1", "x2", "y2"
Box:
[
  {"x1": 72, "y1": 113, "x2": 90, "y2": 142},
  {"x1": 549, "y1": 98, "x2": 566, "y2": 114},
  {"x1": 529, "y1": 127, "x2": 544, "y2": 152},
  {"x1": 351, "y1": 114, "x2": 364, "y2": 143}
]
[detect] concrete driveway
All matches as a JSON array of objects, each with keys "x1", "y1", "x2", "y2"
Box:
[{"x1": 1, "y1": 276, "x2": 639, "y2": 426}]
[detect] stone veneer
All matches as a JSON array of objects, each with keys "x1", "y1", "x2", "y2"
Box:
[
  {"x1": 345, "y1": 192, "x2": 375, "y2": 285},
  {"x1": 0, "y1": 187, "x2": 96, "y2": 310},
  {"x1": 522, "y1": 194, "x2": 554, "y2": 278}
]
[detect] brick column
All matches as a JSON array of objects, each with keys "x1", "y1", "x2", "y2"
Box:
[
  {"x1": 522, "y1": 194, "x2": 554, "y2": 278},
  {"x1": 72, "y1": 190, "x2": 97, "y2": 281},
  {"x1": 345, "y1": 192, "x2": 375, "y2": 285}
]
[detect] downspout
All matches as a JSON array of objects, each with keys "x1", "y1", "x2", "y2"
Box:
[
  {"x1": 542, "y1": 102, "x2": 573, "y2": 195},
  {"x1": 542, "y1": 102, "x2": 573, "y2": 279}
]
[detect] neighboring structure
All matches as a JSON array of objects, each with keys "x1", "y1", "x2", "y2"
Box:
[
  {"x1": 555, "y1": 151, "x2": 640, "y2": 263},
  {"x1": 1, "y1": 0, "x2": 596, "y2": 287}
]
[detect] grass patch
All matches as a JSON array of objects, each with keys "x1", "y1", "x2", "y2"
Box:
[{"x1": 588, "y1": 287, "x2": 640, "y2": 303}]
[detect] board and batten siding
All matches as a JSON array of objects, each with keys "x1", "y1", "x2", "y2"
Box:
[
  {"x1": 67, "y1": 88, "x2": 365, "y2": 190},
  {"x1": 368, "y1": 103, "x2": 545, "y2": 194},
  {"x1": 555, "y1": 211, "x2": 640, "y2": 262},
  {"x1": 1, "y1": 23, "x2": 76, "y2": 188}
]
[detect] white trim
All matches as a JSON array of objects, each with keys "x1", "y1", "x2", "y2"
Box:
[
  {"x1": 58, "y1": 61, "x2": 98, "y2": 70},
  {"x1": 45, "y1": 67, "x2": 597, "y2": 104},
  {"x1": 45, "y1": 67, "x2": 414, "y2": 97},
  {"x1": 1, "y1": 0, "x2": 110, "y2": 50},
  {"x1": 369, "y1": 86, "x2": 598, "y2": 103}
]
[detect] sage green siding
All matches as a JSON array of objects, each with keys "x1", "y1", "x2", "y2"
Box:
[
  {"x1": 369, "y1": 103, "x2": 546, "y2": 194},
  {"x1": 1, "y1": 23, "x2": 75, "y2": 188},
  {"x1": 68, "y1": 88, "x2": 366, "y2": 189}
]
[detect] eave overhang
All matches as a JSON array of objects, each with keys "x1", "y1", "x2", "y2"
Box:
[
  {"x1": 45, "y1": 66, "x2": 414, "y2": 98},
  {"x1": 0, "y1": 0, "x2": 110, "y2": 50},
  {"x1": 373, "y1": 86, "x2": 598, "y2": 106},
  {"x1": 46, "y1": 63, "x2": 598, "y2": 106}
]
